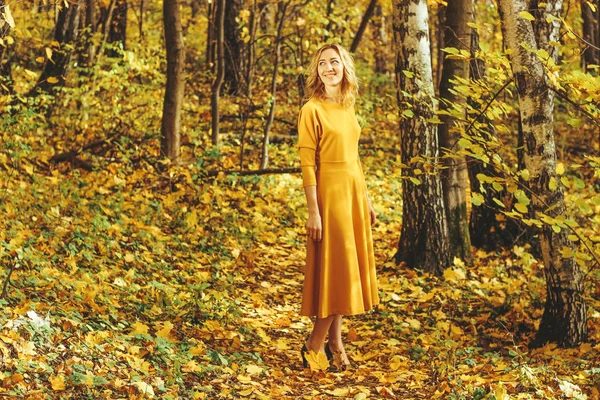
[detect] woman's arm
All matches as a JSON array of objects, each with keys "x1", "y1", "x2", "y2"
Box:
[{"x1": 304, "y1": 185, "x2": 322, "y2": 241}]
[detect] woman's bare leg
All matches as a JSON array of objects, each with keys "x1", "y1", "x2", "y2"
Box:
[
  {"x1": 305, "y1": 315, "x2": 335, "y2": 353},
  {"x1": 328, "y1": 315, "x2": 350, "y2": 366}
]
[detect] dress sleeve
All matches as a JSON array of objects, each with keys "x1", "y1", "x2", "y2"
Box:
[{"x1": 297, "y1": 104, "x2": 320, "y2": 187}]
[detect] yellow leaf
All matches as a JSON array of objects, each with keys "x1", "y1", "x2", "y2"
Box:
[
  {"x1": 131, "y1": 321, "x2": 149, "y2": 335},
  {"x1": 238, "y1": 388, "x2": 254, "y2": 396},
  {"x1": 132, "y1": 381, "x2": 155, "y2": 398},
  {"x1": 245, "y1": 364, "x2": 263, "y2": 375},
  {"x1": 2, "y1": 5, "x2": 15, "y2": 28},
  {"x1": 124, "y1": 253, "x2": 135, "y2": 263},
  {"x1": 549, "y1": 177, "x2": 558, "y2": 191},
  {"x1": 156, "y1": 321, "x2": 175, "y2": 341},
  {"x1": 518, "y1": 11, "x2": 535, "y2": 21},
  {"x1": 556, "y1": 162, "x2": 565, "y2": 175},
  {"x1": 444, "y1": 267, "x2": 466, "y2": 281},
  {"x1": 24, "y1": 69, "x2": 37, "y2": 79},
  {"x1": 304, "y1": 349, "x2": 329, "y2": 371},
  {"x1": 49, "y1": 374, "x2": 66, "y2": 390},
  {"x1": 328, "y1": 387, "x2": 351, "y2": 397},
  {"x1": 45, "y1": 47, "x2": 53, "y2": 60},
  {"x1": 189, "y1": 344, "x2": 205, "y2": 356},
  {"x1": 405, "y1": 317, "x2": 421, "y2": 330},
  {"x1": 47, "y1": 77, "x2": 59, "y2": 84}
]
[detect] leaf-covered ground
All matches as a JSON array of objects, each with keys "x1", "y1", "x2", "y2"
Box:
[{"x1": 1, "y1": 125, "x2": 600, "y2": 399}]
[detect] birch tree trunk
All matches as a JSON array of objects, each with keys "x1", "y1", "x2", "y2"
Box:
[
  {"x1": 161, "y1": 0, "x2": 185, "y2": 161},
  {"x1": 497, "y1": 0, "x2": 587, "y2": 347},
  {"x1": 393, "y1": 0, "x2": 451, "y2": 275},
  {"x1": 438, "y1": 0, "x2": 473, "y2": 263}
]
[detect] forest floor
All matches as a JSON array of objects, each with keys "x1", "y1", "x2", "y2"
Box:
[{"x1": 1, "y1": 134, "x2": 600, "y2": 399}]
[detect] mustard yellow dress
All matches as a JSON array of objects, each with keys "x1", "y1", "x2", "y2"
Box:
[{"x1": 297, "y1": 98, "x2": 379, "y2": 318}]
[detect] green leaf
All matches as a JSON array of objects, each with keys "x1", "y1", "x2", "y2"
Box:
[
  {"x1": 409, "y1": 177, "x2": 421, "y2": 185},
  {"x1": 518, "y1": 11, "x2": 536, "y2": 21},
  {"x1": 493, "y1": 198, "x2": 506, "y2": 208},
  {"x1": 402, "y1": 109, "x2": 414, "y2": 118},
  {"x1": 471, "y1": 192, "x2": 484, "y2": 206},
  {"x1": 442, "y1": 47, "x2": 460, "y2": 55},
  {"x1": 514, "y1": 203, "x2": 528, "y2": 213}
]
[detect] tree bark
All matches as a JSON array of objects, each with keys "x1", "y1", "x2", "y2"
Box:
[
  {"x1": 211, "y1": 0, "x2": 225, "y2": 146},
  {"x1": 581, "y1": 0, "x2": 599, "y2": 72},
  {"x1": 350, "y1": 0, "x2": 378, "y2": 53},
  {"x1": 497, "y1": 0, "x2": 587, "y2": 347},
  {"x1": 467, "y1": 24, "x2": 519, "y2": 250},
  {"x1": 392, "y1": 0, "x2": 451, "y2": 275},
  {"x1": 161, "y1": 0, "x2": 185, "y2": 161},
  {"x1": 438, "y1": 0, "x2": 473, "y2": 263},
  {"x1": 0, "y1": 0, "x2": 13, "y2": 94},
  {"x1": 83, "y1": 0, "x2": 97, "y2": 68},
  {"x1": 224, "y1": 0, "x2": 243, "y2": 94},
  {"x1": 33, "y1": 2, "x2": 81, "y2": 95},
  {"x1": 260, "y1": 2, "x2": 288, "y2": 169},
  {"x1": 107, "y1": 0, "x2": 127, "y2": 55},
  {"x1": 372, "y1": 3, "x2": 387, "y2": 74}
]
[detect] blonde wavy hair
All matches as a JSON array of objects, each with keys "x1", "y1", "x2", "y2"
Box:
[{"x1": 304, "y1": 43, "x2": 359, "y2": 108}]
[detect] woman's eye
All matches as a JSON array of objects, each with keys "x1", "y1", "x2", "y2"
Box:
[{"x1": 332, "y1": 60, "x2": 339, "y2": 64}]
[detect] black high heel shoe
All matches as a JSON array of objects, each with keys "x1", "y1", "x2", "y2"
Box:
[
  {"x1": 301, "y1": 344, "x2": 309, "y2": 368},
  {"x1": 326, "y1": 342, "x2": 350, "y2": 372},
  {"x1": 325, "y1": 342, "x2": 333, "y2": 361}
]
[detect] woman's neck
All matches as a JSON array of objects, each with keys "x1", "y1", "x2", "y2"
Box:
[{"x1": 323, "y1": 87, "x2": 341, "y2": 103}]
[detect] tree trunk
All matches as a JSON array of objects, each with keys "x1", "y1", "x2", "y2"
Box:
[
  {"x1": 161, "y1": 0, "x2": 185, "y2": 161},
  {"x1": 206, "y1": 1, "x2": 215, "y2": 68},
  {"x1": 372, "y1": 3, "x2": 387, "y2": 74},
  {"x1": 581, "y1": 0, "x2": 599, "y2": 72},
  {"x1": 83, "y1": 0, "x2": 97, "y2": 68},
  {"x1": 324, "y1": 0, "x2": 335, "y2": 41},
  {"x1": 438, "y1": 0, "x2": 473, "y2": 263},
  {"x1": 107, "y1": 0, "x2": 127, "y2": 55},
  {"x1": 33, "y1": 3, "x2": 81, "y2": 95},
  {"x1": 0, "y1": 0, "x2": 13, "y2": 94},
  {"x1": 224, "y1": 0, "x2": 243, "y2": 94},
  {"x1": 497, "y1": 0, "x2": 587, "y2": 347},
  {"x1": 260, "y1": 2, "x2": 288, "y2": 169},
  {"x1": 211, "y1": 0, "x2": 225, "y2": 146},
  {"x1": 467, "y1": 25, "x2": 520, "y2": 250},
  {"x1": 392, "y1": 0, "x2": 451, "y2": 275},
  {"x1": 350, "y1": 0, "x2": 378, "y2": 53}
]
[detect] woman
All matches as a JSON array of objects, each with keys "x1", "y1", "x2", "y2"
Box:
[{"x1": 297, "y1": 43, "x2": 379, "y2": 371}]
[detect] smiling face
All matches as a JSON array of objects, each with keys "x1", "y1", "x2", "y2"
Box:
[{"x1": 317, "y1": 48, "x2": 344, "y2": 89}]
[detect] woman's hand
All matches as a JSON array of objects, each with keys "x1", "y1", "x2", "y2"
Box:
[
  {"x1": 367, "y1": 198, "x2": 377, "y2": 226},
  {"x1": 306, "y1": 212, "x2": 323, "y2": 241}
]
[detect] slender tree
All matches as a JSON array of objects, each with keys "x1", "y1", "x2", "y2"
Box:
[
  {"x1": 260, "y1": 2, "x2": 288, "y2": 169},
  {"x1": 350, "y1": 0, "x2": 378, "y2": 53},
  {"x1": 107, "y1": 0, "x2": 127, "y2": 55},
  {"x1": 437, "y1": 0, "x2": 473, "y2": 263},
  {"x1": 372, "y1": 3, "x2": 387, "y2": 74},
  {"x1": 581, "y1": 0, "x2": 599, "y2": 72},
  {"x1": 466, "y1": 16, "x2": 518, "y2": 250},
  {"x1": 211, "y1": 0, "x2": 225, "y2": 146},
  {"x1": 32, "y1": 2, "x2": 81, "y2": 95},
  {"x1": 224, "y1": 0, "x2": 243, "y2": 94},
  {"x1": 161, "y1": 0, "x2": 185, "y2": 161},
  {"x1": 392, "y1": 0, "x2": 451, "y2": 275},
  {"x1": 497, "y1": 0, "x2": 587, "y2": 347},
  {"x1": 0, "y1": 0, "x2": 12, "y2": 93}
]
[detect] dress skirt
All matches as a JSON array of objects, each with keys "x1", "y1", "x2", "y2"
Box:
[{"x1": 300, "y1": 159, "x2": 379, "y2": 318}]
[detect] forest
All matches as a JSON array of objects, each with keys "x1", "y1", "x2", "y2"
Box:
[{"x1": 1, "y1": 0, "x2": 600, "y2": 398}]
